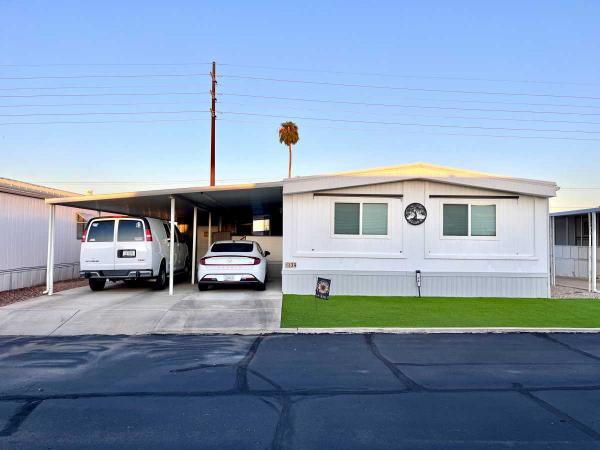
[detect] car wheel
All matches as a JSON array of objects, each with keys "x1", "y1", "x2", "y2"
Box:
[
  {"x1": 255, "y1": 282, "x2": 266, "y2": 291},
  {"x1": 197, "y1": 283, "x2": 208, "y2": 291},
  {"x1": 89, "y1": 278, "x2": 106, "y2": 291},
  {"x1": 153, "y1": 262, "x2": 167, "y2": 290}
]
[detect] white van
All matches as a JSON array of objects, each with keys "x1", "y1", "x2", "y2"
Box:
[{"x1": 80, "y1": 216, "x2": 189, "y2": 291}]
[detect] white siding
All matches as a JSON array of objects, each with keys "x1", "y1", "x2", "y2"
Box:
[
  {"x1": 0, "y1": 192, "x2": 93, "y2": 291},
  {"x1": 554, "y1": 245, "x2": 600, "y2": 279},
  {"x1": 282, "y1": 180, "x2": 551, "y2": 298}
]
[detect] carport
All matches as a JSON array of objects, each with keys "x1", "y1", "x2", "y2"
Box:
[{"x1": 44, "y1": 182, "x2": 283, "y2": 296}]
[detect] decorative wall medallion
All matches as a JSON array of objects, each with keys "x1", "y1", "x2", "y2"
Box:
[{"x1": 404, "y1": 203, "x2": 427, "y2": 225}]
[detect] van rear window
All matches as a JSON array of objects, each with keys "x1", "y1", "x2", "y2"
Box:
[
  {"x1": 87, "y1": 220, "x2": 115, "y2": 242},
  {"x1": 118, "y1": 220, "x2": 145, "y2": 242},
  {"x1": 211, "y1": 242, "x2": 253, "y2": 253}
]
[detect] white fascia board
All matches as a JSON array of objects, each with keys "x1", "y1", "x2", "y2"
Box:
[{"x1": 283, "y1": 175, "x2": 558, "y2": 198}]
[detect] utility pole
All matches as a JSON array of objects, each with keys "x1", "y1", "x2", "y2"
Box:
[{"x1": 210, "y1": 61, "x2": 217, "y2": 186}]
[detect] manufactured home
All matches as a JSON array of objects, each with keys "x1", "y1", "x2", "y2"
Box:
[
  {"x1": 43, "y1": 163, "x2": 558, "y2": 298},
  {"x1": 0, "y1": 178, "x2": 95, "y2": 292}
]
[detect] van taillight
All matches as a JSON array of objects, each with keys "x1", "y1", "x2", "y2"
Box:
[
  {"x1": 145, "y1": 228, "x2": 153, "y2": 241},
  {"x1": 252, "y1": 257, "x2": 261, "y2": 265},
  {"x1": 199, "y1": 257, "x2": 207, "y2": 265},
  {"x1": 81, "y1": 228, "x2": 87, "y2": 242}
]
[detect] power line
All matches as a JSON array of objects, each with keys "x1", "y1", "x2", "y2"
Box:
[
  {"x1": 0, "y1": 60, "x2": 595, "y2": 86},
  {"x1": 217, "y1": 117, "x2": 600, "y2": 142},
  {"x1": 0, "y1": 101, "x2": 202, "y2": 108},
  {"x1": 218, "y1": 63, "x2": 600, "y2": 87},
  {"x1": 0, "y1": 91, "x2": 208, "y2": 98},
  {"x1": 1, "y1": 106, "x2": 598, "y2": 133},
  {"x1": 1, "y1": 71, "x2": 599, "y2": 100},
  {"x1": 221, "y1": 100, "x2": 600, "y2": 126},
  {"x1": 217, "y1": 110, "x2": 600, "y2": 135},
  {"x1": 0, "y1": 72, "x2": 209, "y2": 81},
  {"x1": 0, "y1": 109, "x2": 208, "y2": 118},
  {"x1": 0, "y1": 62, "x2": 212, "y2": 68},
  {"x1": 220, "y1": 92, "x2": 600, "y2": 116},
  {"x1": 0, "y1": 118, "x2": 203, "y2": 126},
  {"x1": 218, "y1": 74, "x2": 600, "y2": 101},
  {"x1": 0, "y1": 84, "x2": 183, "y2": 91}
]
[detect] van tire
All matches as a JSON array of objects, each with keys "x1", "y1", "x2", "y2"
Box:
[
  {"x1": 154, "y1": 262, "x2": 167, "y2": 290},
  {"x1": 89, "y1": 278, "x2": 106, "y2": 291},
  {"x1": 255, "y1": 282, "x2": 266, "y2": 291},
  {"x1": 198, "y1": 283, "x2": 208, "y2": 291}
]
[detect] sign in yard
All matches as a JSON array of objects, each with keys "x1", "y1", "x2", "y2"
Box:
[{"x1": 315, "y1": 277, "x2": 331, "y2": 300}]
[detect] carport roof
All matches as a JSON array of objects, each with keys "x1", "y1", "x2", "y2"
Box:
[{"x1": 45, "y1": 181, "x2": 283, "y2": 220}]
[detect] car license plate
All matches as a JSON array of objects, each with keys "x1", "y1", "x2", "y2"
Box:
[
  {"x1": 224, "y1": 275, "x2": 235, "y2": 281},
  {"x1": 122, "y1": 250, "x2": 136, "y2": 257}
]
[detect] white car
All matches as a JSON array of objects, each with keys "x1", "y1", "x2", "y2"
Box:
[
  {"x1": 80, "y1": 216, "x2": 189, "y2": 291},
  {"x1": 197, "y1": 240, "x2": 269, "y2": 291}
]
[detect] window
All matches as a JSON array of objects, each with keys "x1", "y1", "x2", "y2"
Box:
[
  {"x1": 362, "y1": 203, "x2": 388, "y2": 235},
  {"x1": 163, "y1": 223, "x2": 171, "y2": 239},
  {"x1": 253, "y1": 216, "x2": 270, "y2": 236},
  {"x1": 443, "y1": 204, "x2": 496, "y2": 237},
  {"x1": 334, "y1": 202, "x2": 388, "y2": 236},
  {"x1": 118, "y1": 220, "x2": 145, "y2": 242},
  {"x1": 443, "y1": 204, "x2": 468, "y2": 236},
  {"x1": 174, "y1": 226, "x2": 184, "y2": 243},
  {"x1": 87, "y1": 220, "x2": 115, "y2": 242},
  {"x1": 211, "y1": 242, "x2": 253, "y2": 252},
  {"x1": 471, "y1": 205, "x2": 496, "y2": 236},
  {"x1": 334, "y1": 203, "x2": 360, "y2": 235},
  {"x1": 76, "y1": 213, "x2": 87, "y2": 240},
  {"x1": 556, "y1": 215, "x2": 591, "y2": 246}
]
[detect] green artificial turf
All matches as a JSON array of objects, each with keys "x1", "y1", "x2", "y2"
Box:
[{"x1": 280, "y1": 294, "x2": 600, "y2": 328}]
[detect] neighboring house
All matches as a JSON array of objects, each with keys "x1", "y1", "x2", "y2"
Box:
[
  {"x1": 550, "y1": 207, "x2": 599, "y2": 291},
  {"x1": 0, "y1": 178, "x2": 95, "y2": 292},
  {"x1": 44, "y1": 162, "x2": 558, "y2": 298},
  {"x1": 282, "y1": 163, "x2": 557, "y2": 298}
]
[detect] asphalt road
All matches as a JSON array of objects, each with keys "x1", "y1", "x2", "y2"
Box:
[{"x1": 1, "y1": 333, "x2": 600, "y2": 449}]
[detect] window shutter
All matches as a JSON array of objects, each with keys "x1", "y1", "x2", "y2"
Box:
[
  {"x1": 443, "y1": 204, "x2": 468, "y2": 236},
  {"x1": 362, "y1": 203, "x2": 388, "y2": 235},
  {"x1": 334, "y1": 203, "x2": 360, "y2": 235},
  {"x1": 471, "y1": 205, "x2": 496, "y2": 236}
]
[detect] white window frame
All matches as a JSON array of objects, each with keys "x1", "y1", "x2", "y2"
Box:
[
  {"x1": 331, "y1": 199, "x2": 392, "y2": 239},
  {"x1": 439, "y1": 202, "x2": 498, "y2": 241}
]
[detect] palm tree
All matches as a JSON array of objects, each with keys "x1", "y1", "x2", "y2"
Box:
[{"x1": 278, "y1": 121, "x2": 299, "y2": 178}]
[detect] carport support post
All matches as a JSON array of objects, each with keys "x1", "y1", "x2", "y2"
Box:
[
  {"x1": 169, "y1": 196, "x2": 175, "y2": 296},
  {"x1": 45, "y1": 204, "x2": 55, "y2": 296},
  {"x1": 191, "y1": 207, "x2": 197, "y2": 284},
  {"x1": 208, "y1": 212, "x2": 212, "y2": 247},
  {"x1": 593, "y1": 212, "x2": 597, "y2": 292}
]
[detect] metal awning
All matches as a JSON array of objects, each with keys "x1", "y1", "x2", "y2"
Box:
[
  {"x1": 45, "y1": 181, "x2": 284, "y2": 220},
  {"x1": 551, "y1": 207, "x2": 600, "y2": 217},
  {"x1": 43, "y1": 181, "x2": 283, "y2": 296}
]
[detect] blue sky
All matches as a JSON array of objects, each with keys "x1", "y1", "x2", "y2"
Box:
[{"x1": 1, "y1": 1, "x2": 599, "y2": 210}]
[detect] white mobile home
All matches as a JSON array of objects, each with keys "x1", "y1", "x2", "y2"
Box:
[
  {"x1": 43, "y1": 162, "x2": 557, "y2": 298},
  {"x1": 0, "y1": 178, "x2": 94, "y2": 292},
  {"x1": 282, "y1": 163, "x2": 557, "y2": 298}
]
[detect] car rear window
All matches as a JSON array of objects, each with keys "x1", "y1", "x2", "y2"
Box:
[
  {"x1": 211, "y1": 242, "x2": 253, "y2": 253},
  {"x1": 87, "y1": 220, "x2": 115, "y2": 242},
  {"x1": 118, "y1": 220, "x2": 145, "y2": 242}
]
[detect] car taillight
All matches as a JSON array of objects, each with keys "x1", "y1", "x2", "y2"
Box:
[
  {"x1": 81, "y1": 228, "x2": 87, "y2": 242},
  {"x1": 145, "y1": 228, "x2": 153, "y2": 241},
  {"x1": 252, "y1": 257, "x2": 261, "y2": 265},
  {"x1": 199, "y1": 257, "x2": 207, "y2": 265}
]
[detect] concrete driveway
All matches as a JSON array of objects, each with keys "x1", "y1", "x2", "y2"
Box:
[
  {"x1": 0, "y1": 279, "x2": 282, "y2": 335},
  {"x1": 1, "y1": 333, "x2": 600, "y2": 448}
]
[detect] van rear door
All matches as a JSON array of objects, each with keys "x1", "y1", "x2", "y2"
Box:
[
  {"x1": 114, "y1": 218, "x2": 150, "y2": 272},
  {"x1": 81, "y1": 219, "x2": 116, "y2": 271}
]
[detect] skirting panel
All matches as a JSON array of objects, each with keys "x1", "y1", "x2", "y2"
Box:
[
  {"x1": 282, "y1": 271, "x2": 550, "y2": 298},
  {"x1": 0, "y1": 263, "x2": 80, "y2": 292}
]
